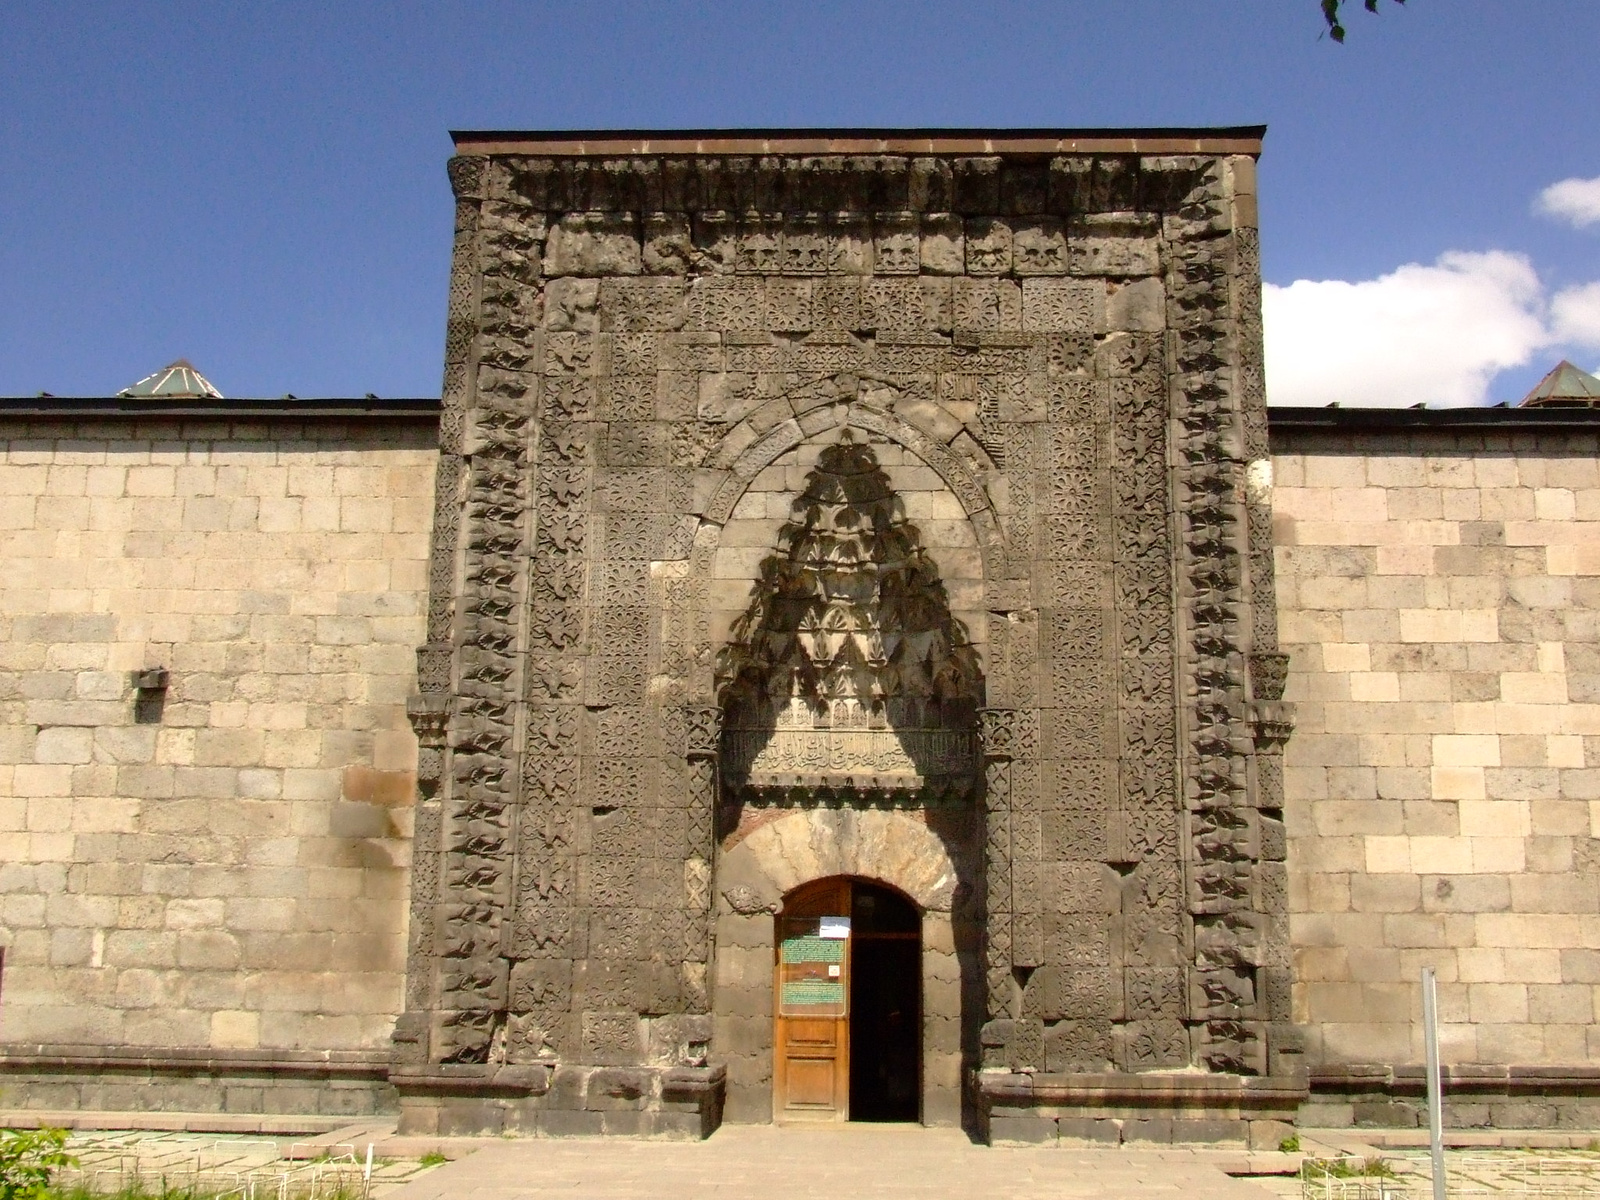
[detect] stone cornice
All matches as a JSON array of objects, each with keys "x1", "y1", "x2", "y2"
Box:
[
  {"x1": 450, "y1": 126, "x2": 1267, "y2": 157},
  {"x1": 1269, "y1": 404, "x2": 1600, "y2": 433},
  {"x1": 0, "y1": 397, "x2": 439, "y2": 420}
]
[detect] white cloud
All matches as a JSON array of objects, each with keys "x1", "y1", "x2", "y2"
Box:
[
  {"x1": 1551, "y1": 281, "x2": 1600, "y2": 348},
  {"x1": 1264, "y1": 251, "x2": 1551, "y2": 407},
  {"x1": 1536, "y1": 176, "x2": 1600, "y2": 228}
]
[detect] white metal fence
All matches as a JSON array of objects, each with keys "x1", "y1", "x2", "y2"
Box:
[
  {"x1": 52, "y1": 1138, "x2": 374, "y2": 1200},
  {"x1": 1302, "y1": 1154, "x2": 1600, "y2": 1200}
]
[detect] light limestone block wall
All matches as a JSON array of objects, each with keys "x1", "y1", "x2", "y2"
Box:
[
  {"x1": 1274, "y1": 437, "x2": 1600, "y2": 1070},
  {"x1": 0, "y1": 418, "x2": 436, "y2": 1054}
]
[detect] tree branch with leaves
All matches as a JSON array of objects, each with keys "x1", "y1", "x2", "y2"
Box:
[{"x1": 1321, "y1": 0, "x2": 1405, "y2": 42}]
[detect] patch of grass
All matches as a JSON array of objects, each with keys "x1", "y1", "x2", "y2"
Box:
[
  {"x1": 418, "y1": 1152, "x2": 449, "y2": 1168},
  {"x1": 51, "y1": 1187, "x2": 227, "y2": 1200},
  {"x1": 1278, "y1": 1134, "x2": 1301, "y2": 1154},
  {"x1": 1305, "y1": 1156, "x2": 1396, "y2": 1180},
  {"x1": 45, "y1": 1185, "x2": 370, "y2": 1200}
]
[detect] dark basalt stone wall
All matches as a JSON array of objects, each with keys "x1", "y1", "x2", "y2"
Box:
[{"x1": 396, "y1": 136, "x2": 1295, "y2": 1137}]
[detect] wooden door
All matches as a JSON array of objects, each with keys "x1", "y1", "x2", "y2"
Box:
[{"x1": 774, "y1": 878, "x2": 852, "y2": 1121}]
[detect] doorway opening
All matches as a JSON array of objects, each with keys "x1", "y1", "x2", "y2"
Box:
[{"x1": 774, "y1": 876, "x2": 922, "y2": 1123}]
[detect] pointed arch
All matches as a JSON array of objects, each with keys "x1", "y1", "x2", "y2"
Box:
[{"x1": 692, "y1": 376, "x2": 1009, "y2": 578}]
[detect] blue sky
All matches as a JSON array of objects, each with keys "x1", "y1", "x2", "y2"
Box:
[{"x1": 3, "y1": 1, "x2": 1599, "y2": 405}]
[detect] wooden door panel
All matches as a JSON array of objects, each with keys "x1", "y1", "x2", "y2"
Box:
[
  {"x1": 783, "y1": 1056, "x2": 839, "y2": 1108},
  {"x1": 786, "y1": 1018, "x2": 838, "y2": 1047}
]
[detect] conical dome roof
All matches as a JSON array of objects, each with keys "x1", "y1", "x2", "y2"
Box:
[
  {"x1": 1519, "y1": 360, "x2": 1600, "y2": 407},
  {"x1": 117, "y1": 359, "x2": 223, "y2": 400}
]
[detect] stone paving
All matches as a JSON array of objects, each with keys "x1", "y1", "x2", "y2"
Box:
[
  {"x1": 380, "y1": 1125, "x2": 1281, "y2": 1200},
  {"x1": 32, "y1": 1123, "x2": 1600, "y2": 1200}
]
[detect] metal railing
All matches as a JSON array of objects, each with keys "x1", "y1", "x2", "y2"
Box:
[
  {"x1": 1302, "y1": 1154, "x2": 1600, "y2": 1200},
  {"x1": 53, "y1": 1141, "x2": 373, "y2": 1200}
]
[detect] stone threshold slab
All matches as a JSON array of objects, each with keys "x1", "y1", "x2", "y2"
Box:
[
  {"x1": 1301, "y1": 1127, "x2": 1600, "y2": 1152},
  {"x1": 0, "y1": 1109, "x2": 363, "y2": 1135}
]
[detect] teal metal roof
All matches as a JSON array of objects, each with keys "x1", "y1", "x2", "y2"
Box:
[
  {"x1": 1520, "y1": 359, "x2": 1600, "y2": 407},
  {"x1": 117, "y1": 359, "x2": 223, "y2": 400}
]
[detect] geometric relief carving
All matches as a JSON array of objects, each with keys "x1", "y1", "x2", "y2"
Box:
[
  {"x1": 980, "y1": 707, "x2": 1037, "y2": 761},
  {"x1": 1160, "y1": 163, "x2": 1282, "y2": 1070},
  {"x1": 582, "y1": 1011, "x2": 642, "y2": 1066},
  {"x1": 1044, "y1": 912, "x2": 1111, "y2": 968},
  {"x1": 716, "y1": 435, "x2": 981, "y2": 801},
  {"x1": 1048, "y1": 614, "x2": 1110, "y2": 669},
  {"x1": 1045, "y1": 1020, "x2": 1114, "y2": 1073},
  {"x1": 1118, "y1": 1019, "x2": 1191, "y2": 1072},
  {"x1": 984, "y1": 744, "x2": 1015, "y2": 1017},
  {"x1": 1041, "y1": 807, "x2": 1109, "y2": 862},
  {"x1": 405, "y1": 148, "x2": 1286, "y2": 1091},
  {"x1": 1104, "y1": 308, "x2": 1184, "y2": 1066}
]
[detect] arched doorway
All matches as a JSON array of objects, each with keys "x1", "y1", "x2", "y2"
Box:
[
  {"x1": 775, "y1": 876, "x2": 922, "y2": 1123},
  {"x1": 703, "y1": 429, "x2": 986, "y2": 1128}
]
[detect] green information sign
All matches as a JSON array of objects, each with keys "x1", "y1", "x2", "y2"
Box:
[
  {"x1": 781, "y1": 935, "x2": 845, "y2": 965},
  {"x1": 782, "y1": 979, "x2": 846, "y2": 1008},
  {"x1": 777, "y1": 916, "x2": 850, "y2": 1017}
]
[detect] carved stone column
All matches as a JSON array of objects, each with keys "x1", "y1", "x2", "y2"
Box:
[
  {"x1": 395, "y1": 693, "x2": 449, "y2": 1063},
  {"x1": 979, "y1": 707, "x2": 1016, "y2": 1023},
  {"x1": 683, "y1": 705, "x2": 722, "y2": 1012},
  {"x1": 978, "y1": 706, "x2": 1045, "y2": 1071},
  {"x1": 394, "y1": 159, "x2": 484, "y2": 1067},
  {"x1": 1249, "y1": 651, "x2": 1299, "y2": 1076},
  {"x1": 1167, "y1": 157, "x2": 1295, "y2": 1077}
]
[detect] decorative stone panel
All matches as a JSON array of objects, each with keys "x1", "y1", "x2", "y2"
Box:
[{"x1": 399, "y1": 135, "x2": 1289, "y2": 1130}]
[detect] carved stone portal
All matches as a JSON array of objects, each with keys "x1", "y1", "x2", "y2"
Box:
[{"x1": 397, "y1": 132, "x2": 1296, "y2": 1138}]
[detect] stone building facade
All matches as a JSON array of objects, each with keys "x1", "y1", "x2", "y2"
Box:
[
  {"x1": 0, "y1": 130, "x2": 1596, "y2": 1142},
  {"x1": 386, "y1": 128, "x2": 1292, "y2": 1139}
]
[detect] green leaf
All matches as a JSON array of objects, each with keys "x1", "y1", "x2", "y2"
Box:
[{"x1": 0, "y1": 1128, "x2": 76, "y2": 1200}]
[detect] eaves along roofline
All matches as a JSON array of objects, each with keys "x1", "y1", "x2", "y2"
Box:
[
  {"x1": 0, "y1": 396, "x2": 440, "y2": 419},
  {"x1": 1267, "y1": 405, "x2": 1600, "y2": 433},
  {"x1": 449, "y1": 126, "x2": 1268, "y2": 157},
  {"x1": 3, "y1": 397, "x2": 1598, "y2": 433}
]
